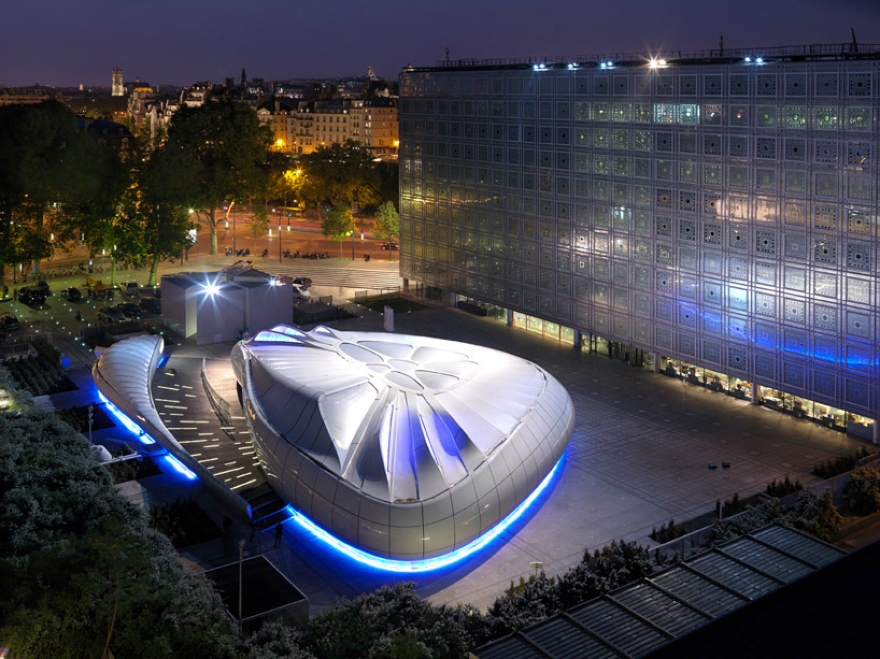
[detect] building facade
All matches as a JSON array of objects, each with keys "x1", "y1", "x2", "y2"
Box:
[
  {"x1": 398, "y1": 44, "x2": 880, "y2": 440},
  {"x1": 257, "y1": 98, "x2": 398, "y2": 157}
]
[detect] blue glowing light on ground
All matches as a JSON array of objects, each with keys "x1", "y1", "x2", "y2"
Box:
[
  {"x1": 284, "y1": 450, "x2": 567, "y2": 573},
  {"x1": 96, "y1": 392, "x2": 197, "y2": 480}
]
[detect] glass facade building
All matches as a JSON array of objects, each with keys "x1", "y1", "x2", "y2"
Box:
[{"x1": 398, "y1": 45, "x2": 880, "y2": 439}]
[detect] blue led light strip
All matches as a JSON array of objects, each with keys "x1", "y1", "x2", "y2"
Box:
[
  {"x1": 284, "y1": 451, "x2": 567, "y2": 573},
  {"x1": 97, "y1": 392, "x2": 197, "y2": 480}
]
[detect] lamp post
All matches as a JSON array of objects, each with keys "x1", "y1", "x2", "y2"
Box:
[
  {"x1": 238, "y1": 539, "x2": 245, "y2": 635},
  {"x1": 232, "y1": 202, "x2": 237, "y2": 252}
]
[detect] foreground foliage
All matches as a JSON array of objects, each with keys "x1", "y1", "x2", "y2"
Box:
[
  {"x1": 0, "y1": 406, "x2": 239, "y2": 658},
  {"x1": 843, "y1": 466, "x2": 880, "y2": 515}
]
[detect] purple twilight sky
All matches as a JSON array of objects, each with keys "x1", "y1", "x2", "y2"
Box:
[{"x1": 2, "y1": 0, "x2": 880, "y2": 88}]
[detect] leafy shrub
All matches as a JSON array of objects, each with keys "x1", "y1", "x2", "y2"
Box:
[
  {"x1": 721, "y1": 492, "x2": 745, "y2": 517},
  {"x1": 481, "y1": 540, "x2": 663, "y2": 642},
  {"x1": 0, "y1": 406, "x2": 238, "y2": 658},
  {"x1": 3, "y1": 339, "x2": 75, "y2": 396},
  {"x1": 650, "y1": 519, "x2": 686, "y2": 543},
  {"x1": 792, "y1": 490, "x2": 841, "y2": 541},
  {"x1": 305, "y1": 583, "x2": 475, "y2": 659},
  {"x1": 55, "y1": 404, "x2": 115, "y2": 433},
  {"x1": 106, "y1": 455, "x2": 162, "y2": 484},
  {"x1": 148, "y1": 497, "x2": 222, "y2": 548},
  {"x1": 843, "y1": 466, "x2": 880, "y2": 515},
  {"x1": 766, "y1": 475, "x2": 803, "y2": 498},
  {"x1": 812, "y1": 448, "x2": 871, "y2": 479}
]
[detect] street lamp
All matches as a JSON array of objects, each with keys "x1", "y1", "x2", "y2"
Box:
[{"x1": 238, "y1": 539, "x2": 245, "y2": 635}]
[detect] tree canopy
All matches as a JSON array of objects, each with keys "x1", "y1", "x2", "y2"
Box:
[
  {"x1": 298, "y1": 140, "x2": 379, "y2": 210},
  {"x1": 0, "y1": 101, "x2": 124, "y2": 277},
  {"x1": 321, "y1": 203, "x2": 357, "y2": 258},
  {"x1": 373, "y1": 201, "x2": 399, "y2": 243},
  {"x1": 0, "y1": 405, "x2": 239, "y2": 658},
  {"x1": 163, "y1": 100, "x2": 271, "y2": 254}
]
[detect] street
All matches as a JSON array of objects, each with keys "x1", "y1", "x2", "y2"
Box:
[{"x1": 0, "y1": 218, "x2": 400, "y2": 344}]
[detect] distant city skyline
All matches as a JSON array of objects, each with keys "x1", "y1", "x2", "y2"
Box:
[{"x1": 2, "y1": 0, "x2": 880, "y2": 88}]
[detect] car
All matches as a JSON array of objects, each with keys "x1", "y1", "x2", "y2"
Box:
[
  {"x1": 292, "y1": 284, "x2": 311, "y2": 301},
  {"x1": 18, "y1": 286, "x2": 46, "y2": 306},
  {"x1": 35, "y1": 280, "x2": 51, "y2": 297},
  {"x1": 61, "y1": 287, "x2": 83, "y2": 302},
  {"x1": 97, "y1": 306, "x2": 125, "y2": 324},
  {"x1": 293, "y1": 276, "x2": 312, "y2": 288},
  {"x1": 139, "y1": 297, "x2": 162, "y2": 315},
  {"x1": 380, "y1": 242, "x2": 399, "y2": 251},
  {"x1": 0, "y1": 313, "x2": 20, "y2": 332},
  {"x1": 123, "y1": 282, "x2": 139, "y2": 297},
  {"x1": 117, "y1": 302, "x2": 141, "y2": 318}
]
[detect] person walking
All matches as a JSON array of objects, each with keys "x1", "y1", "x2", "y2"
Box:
[{"x1": 274, "y1": 522, "x2": 283, "y2": 548}]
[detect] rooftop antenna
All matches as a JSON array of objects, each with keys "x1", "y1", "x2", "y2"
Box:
[
  {"x1": 719, "y1": 34, "x2": 724, "y2": 57},
  {"x1": 851, "y1": 27, "x2": 859, "y2": 53},
  {"x1": 445, "y1": 46, "x2": 450, "y2": 63}
]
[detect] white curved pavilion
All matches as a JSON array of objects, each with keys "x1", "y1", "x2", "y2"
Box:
[{"x1": 232, "y1": 325, "x2": 574, "y2": 561}]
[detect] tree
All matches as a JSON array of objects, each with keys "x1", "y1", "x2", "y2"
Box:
[
  {"x1": 322, "y1": 204, "x2": 356, "y2": 258},
  {"x1": 298, "y1": 140, "x2": 379, "y2": 209},
  {"x1": 0, "y1": 101, "x2": 113, "y2": 278},
  {"x1": 137, "y1": 142, "x2": 201, "y2": 284},
  {"x1": 163, "y1": 100, "x2": 271, "y2": 255},
  {"x1": 375, "y1": 160, "x2": 399, "y2": 211},
  {"x1": 305, "y1": 583, "x2": 471, "y2": 659},
  {"x1": 0, "y1": 403, "x2": 240, "y2": 658},
  {"x1": 373, "y1": 201, "x2": 400, "y2": 243},
  {"x1": 794, "y1": 489, "x2": 842, "y2": 541},
  {"x1": 843, "y1": 466, "x2": 880, "y2": 515}
]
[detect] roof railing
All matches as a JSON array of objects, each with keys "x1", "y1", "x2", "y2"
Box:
[{"x1": 423, "y1": 42, "x2": 880, "y2": 70}]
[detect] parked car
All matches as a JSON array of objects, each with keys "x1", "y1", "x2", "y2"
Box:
[
  {"x1": 293, "y1": 277, "x2": 312, "y2": 288},
  {"x1": 124, "y1": 282, "x2": 139, "y2": 297},
  {"x1": 117, "y1": 302, "x2": 141, "y2": 318},
  {"x1": 292, "y1": 284, "x2": 311, "y2": 301},
  {"x1": 380, "y1": 242, "x2": 399, "y2": 251},
  {"x1": 139, "y1": 297, "x2": 162, "y2": 315},
  {"x1": 35, "y1": 280, "x2": 51, "y2": 297},
  {"x1": 61, "y1": 286, "x2": 83, "y2": 302},
  {"x1": 97, "y1": 306, "x2": 125, "y2": 324},
  {"x1": 0, "y1": 313, "x2": 20, "y2": 332},
  {"x1": 18, "y1": 287, "x2": 46, "y2": 306}
]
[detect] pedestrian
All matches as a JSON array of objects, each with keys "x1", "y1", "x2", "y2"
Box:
[{"x1": 274, "y1": 523, "x2": 283, "y2": 548}]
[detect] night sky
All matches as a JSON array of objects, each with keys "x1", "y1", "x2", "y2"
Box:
[{"x1": 3, "y1": 0, "x2": 880, "y2": 88}]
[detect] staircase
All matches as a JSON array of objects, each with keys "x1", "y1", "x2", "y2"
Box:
[{"x1": 240, "y1": 482, "x2": 293, "y2": 532}]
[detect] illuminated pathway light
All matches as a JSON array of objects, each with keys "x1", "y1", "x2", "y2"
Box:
[{"x1": 285, "y1": 451, "x2": 567, "y2": 573}]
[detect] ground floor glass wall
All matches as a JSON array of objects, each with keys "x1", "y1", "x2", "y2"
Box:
[{"x1": 478, "y1": 300, "x2": 876, "y2": 443}]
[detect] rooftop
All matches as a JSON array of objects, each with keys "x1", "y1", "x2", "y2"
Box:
[{"x1": 405, "y1": 41, "x2": 880, "y2": 73}]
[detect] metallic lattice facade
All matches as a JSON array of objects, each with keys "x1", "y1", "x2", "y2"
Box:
[{"x1": 398, "y1": 48, "x2": 880, "y2": 424}]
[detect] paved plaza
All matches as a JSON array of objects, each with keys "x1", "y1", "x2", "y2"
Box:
[
  {"x1": 12, "y1": 254, "x2": 869, "y2": 613},
  {"x1": 165, "y1": 291, "x2": 865, "y2": 613}
]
